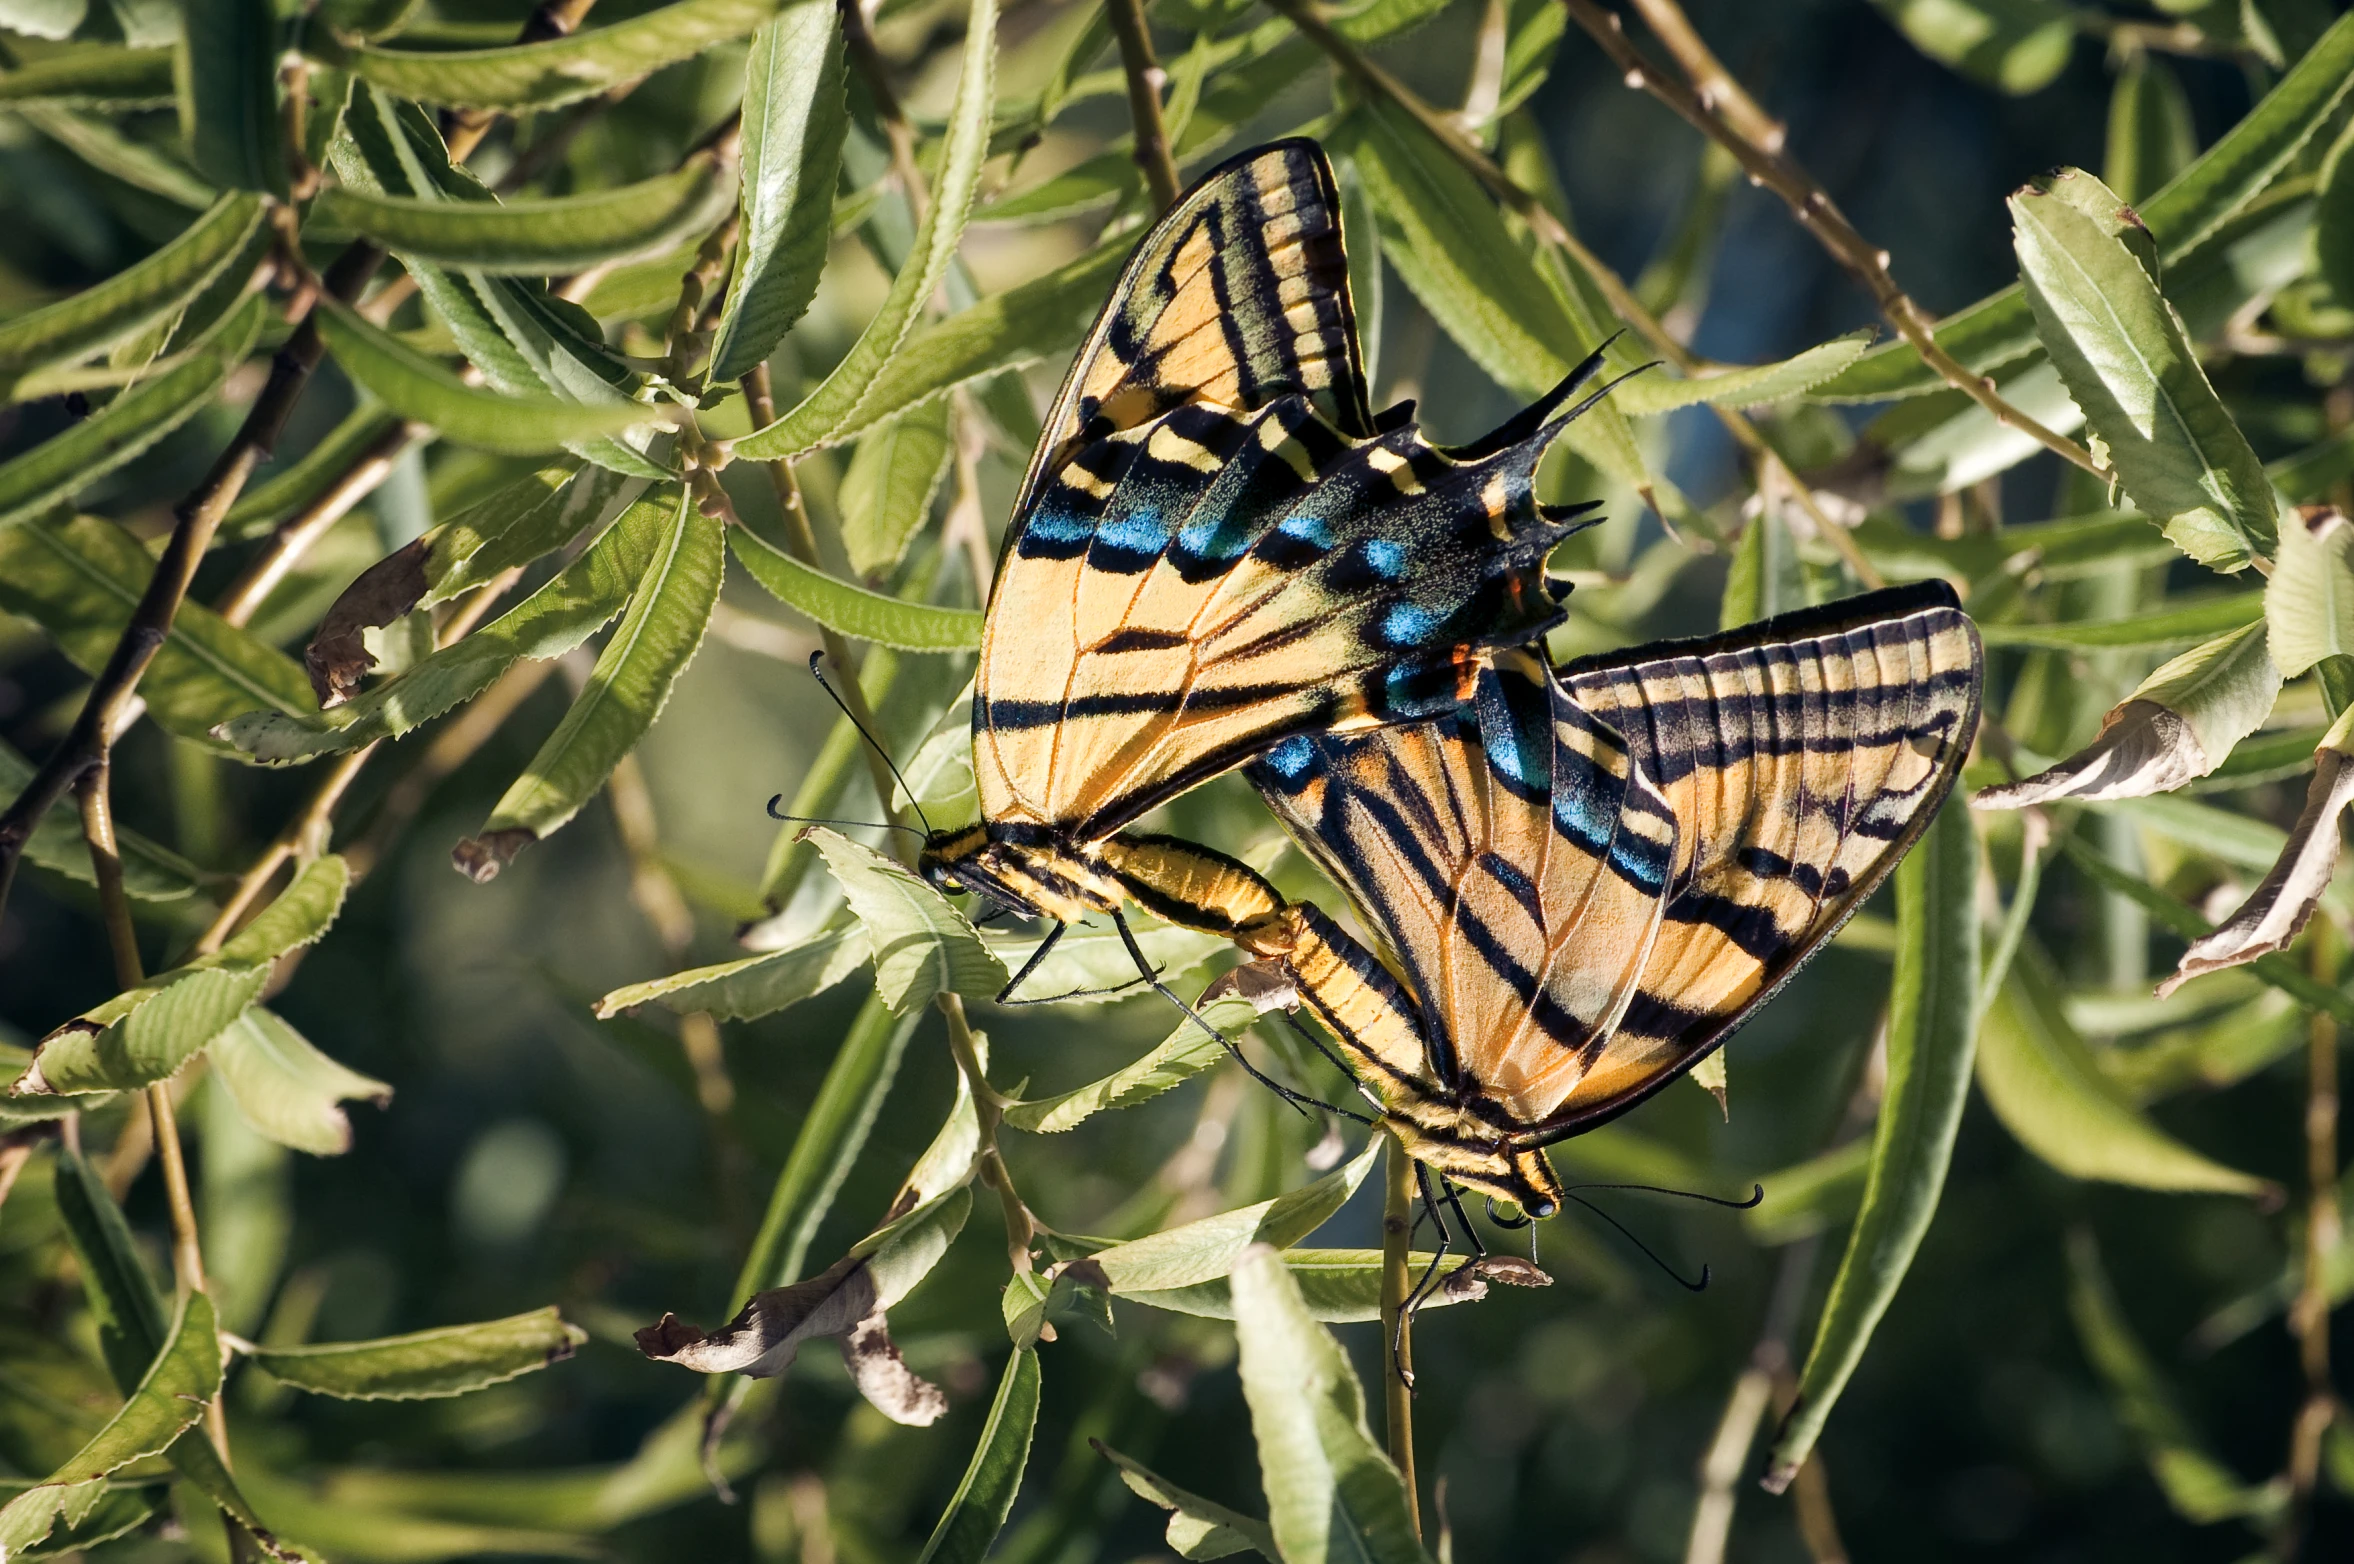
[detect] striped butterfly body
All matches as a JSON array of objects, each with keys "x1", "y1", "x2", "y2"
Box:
[
  {"x1": 1234, "y1": 584, "x2": 1984, "y2": 1214},
  {"x1": 917, "y1": 138, "x2": 1621, "y2": 996}
]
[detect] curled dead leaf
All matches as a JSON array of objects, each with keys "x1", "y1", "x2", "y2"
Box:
[
  {"x1": 451, "y1": 827, "x2": 535, "y2": 884},
  {"x1": 305, "y1": 538, "x2": 432, "y2": 707},
  {"x1": 1199, "y1": 958, "x2": 1300, "y2": 1014},
  {"x1": 634, "y1": 1252, "x2": 947, "y2": 1426},
  {"x1": 2159, "y1": 741, "x2": 2354, "y2": 997}
]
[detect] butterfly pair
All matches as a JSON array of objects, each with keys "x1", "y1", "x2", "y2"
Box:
[{"x1": 914, "y1": 139, "x2": 1983, "y2": 1232}]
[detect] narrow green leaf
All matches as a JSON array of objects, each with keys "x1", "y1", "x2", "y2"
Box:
[
  {"x1": 221, "y1": 406, "x2": 407, "y2": 541},
  {"x1": 1765, "y1": 802, "x2": 1978, "y2": 1491},
  {"x1": 2267, "y1": 506, "x2": 2354, "y2": 675},
  {"x1": 1003, "y1": 996, "x2": 1251, "y2": 1134},
  {"x1": 0, "y1": 44, "x2": 175, "y2": 105},
  {"x1": 707, "y1": 0, "x2": 849, "y2": 382},
  {"x1": 210, "y1": 1006, "x2": 391, "y2": 1157},
  {"x1": 52, "y1": 1145, "x2": 170, "y2": 1390},
  {"x1": 15, "y1": 856, "x2": 350, "y2": 1097},
  {"x1": 1816, "y1": 11, "x2": 2354, "y2": 400},
  {"x1": 0, "y1": 1292, "x2": 220, "y2": 1560},
  {"x1": 0, "y1": 191, "x2": 264, "y2": 387},
  {"x1": 840, "y1": 402, "x2": 956, "y2": 578},
  {"x1": 317, "y1": 0, "x2": 784, "y2": 109},
  {"x1": 318, "y1": 298, "x2": 667, "y2": 454},
  {"x1": 2012, "y1": 170, "x2": 2279, "y2": 572},
  {"x1": 912, "y1": 1348, "x2": 1040, "y2": 1564},
  {"x1": 2321, "y1": 119, "x2": 2354, "y2": 312},
  {"x1": 1977, "y1": 592, "x2": 2264, "y2": 650},
  {"x1": 1976, "y1": 945, "x2": 2272, "y2": 1196},
  {"x1": 2066, "y1": 1231, "x2": 2286, "y2": 1524},
  {"x1": 251, "y1": 1307, "x2": 584, "y2": 1400},
  {"x1": 416, "y1": 459, "x2": 611, "y2": 608},
  {"x1": 2106, "y1": 55, "x2": 2197, "y2": 206},
  {"x1": 1091, "y1": 1137, "x2": 1382, "y2": 1295},
  {"x1": 1231, "y1": 1245, "x2": 1430, "y2": 1564},
  {"x1": 1610, "y1": 331, "x2": 1874, "y2": 416},
  {"x1": 728, "y1": 525, "x2": 981, "y2": 650},
  {"x1": 1122, "y1": 1248, "x2": 1481, "y2": 1325},
  {"x1": 806, "y1": 828, "x2": 1007, "y2": 1014},
  {"x1": 463, "y1": 489, "x2": 721, "y2": 866},
  {"x1": 736, "y1": 0, "x2": 996, "y2": 459},
  {"x1": 0, "y1": 511, "x2": 315, "y2": 748},
  {"x1": 3, "y1": 737, "x2": 210, "y2": 901},
  {"x1": 595, "y1": 922, "x2": 871, "y2": 1022},
  {"x1": 16, "y1": 103, "x2": 216, "y2": 207},
  {"x1": 0, "y1": 292, "x2": 266, "y2": 528},
  {"x1": 178, "y1": 0, "x2": 282, "y2": 194},
  {"x1": 1867, "y1": 0, "x2": 2072, "y2": 94},
  {"x1": 1339, "y1": 93, "x2": 1645, "y2": 489},
  {"x1": 981, "y1": 151, "x2": 1137, "y2": 224},
  {"x1": 1099, "y1": 1441, "x2": 1278, "y2": 1562},
  {"x1": 320, "y1": 158, "x2": 734, "y2": 273}
]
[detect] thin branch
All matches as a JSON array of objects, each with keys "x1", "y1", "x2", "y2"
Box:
[
  {"x1": 2076, "y1": 12, "x2": 2269, "y2": 63},
  {"x1": 1107, "y1": 0, "x2": 1181, "y2": 211},
  {"x1": 442, "y1": 0, "x2": 604, "y2": 162},
  {"x1": 938, "y1": 990, "x2": 1038, "y2": 1272},
  {"x1": 1378, "y1": 1132, "x2": 1421, "y2": 1538},
  {"x1": 1562, "y1": 0, "x2": 2099, "y2": 477}
]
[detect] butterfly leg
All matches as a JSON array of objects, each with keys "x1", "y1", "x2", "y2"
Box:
[
  {"x1": 993, "y1": 922, "x2": 1069, "y2": 1005},
  {"x1": 1393, "y1": 1161, "x2": 1459, "y2": 1391},
  {"x1": 1109, "y1": 908, "x2": 1329, "y2": 1117}
]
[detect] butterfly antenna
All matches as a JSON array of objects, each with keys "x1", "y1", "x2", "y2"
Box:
[
  {"x1": 1561, "y1": 1181, "x2": 1767, "y2": 1211},
  {"x1": 807, "y1": 651, "x2": 935, "y2": 836},
  {"x1": 763, "y1": 798, "x2": 928, "y2": 840},
  {"x1": 1561, "y1": 1191, "x2": 1711, "y2": 1292}
]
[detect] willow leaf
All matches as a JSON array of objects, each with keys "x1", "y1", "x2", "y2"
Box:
[
  {"x1": 251, "y1": 1308, "x2": 585, "y2": 1401},
  {"x1": 728, "y1": 525, "x2": 981, "y2": 650},
  {"x1": 0, "y1": 44, "x2": 175, "y2": 105},
  {"x1": 318, "y1": 158, "x2": 734, "y2": 274}
]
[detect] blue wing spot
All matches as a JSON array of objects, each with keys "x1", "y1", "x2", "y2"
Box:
[
  {"x1": 1017, "y1": 501, "x2": 1094, "y2": 559},
  {"x1": 1175, "y1": 509, "x2": 1258, "y2": 570},
  {"x1": 1362, "y1": 537, "x2": 1406, "y2": 580},
  {"x1": 1380, "y1": 662, "x2": 1460, "y2": 721},
  {"x1": 1278, "y1": 512, "x2": 1333, "y2": 549},
  {"x1": 1380, "y1": 602, "x2": 1446, "y2": 646},
  {"x1": 1261, "y1": 735, "x2": 1318, "y2": 784},
  {"x1": 1097, "y1": 508, "x2": 1169, "y2": 556},
  {"x1": 1551, "y1": 783, "x2": 1613, "y2": 857}
]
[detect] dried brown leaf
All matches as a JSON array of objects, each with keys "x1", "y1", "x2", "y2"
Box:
[
  {"x1": 305, "y1": 538, "x2": 431, "y2": 707},
  {"x1": 2159, "y1": 744, "x2": 2354, "y2": 996}
]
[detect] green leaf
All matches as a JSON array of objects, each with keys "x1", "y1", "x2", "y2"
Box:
[
  {"x1": 1764, "y1": 802, "x2": 1978, "y2": 1491},
  {"x1": 734, "y1": 991, "x2": 922, "y2": 1298},
  {"x1": 1120, "y1": 1248, "x2": 1482, "y2": 1325},
  {"x1": 15, "y1": 103, "x2": 216, "y2": 207},
  {"x1": 1098, "y1": 1441, "x2": 1278, "y2": 1562},
  {"x1": 0, "y1": 44, "x2": 175, "y2": 105},
  {"x1": 317, "y1": 0, "x2": 785, "y2": 109},
  {"x1": 321, "y1": 158, "x2": 733, "y2": 274},
  {"x1": 912, "y1": 1348, "x2": 1040, "y2": 1564},
  {"x1": 2106, "y1": 54, "x2": 2197, "y2": 206},
  {"x1": 2, "y1": 737, "x2": 210, "y2": 901},
  {"x1": 15, "y1": 855, "x2": 350, "y2": 1097},
  {"x1": 1338, "y1": 93, "x2": 1645, "y2": 489},
  {"x1": 1743, "y1": 1139, "x2": 1871, "y2": 1247},
  {"x1": 2065, "y1": 1231, "x2": 2286, "y2": 1525},
  {"x1": 217, "y1": 481, "x2": 671, "y2": 763},
  {"x1": 595, "y1": 922, "x2": 871, "y2": 1022},
  {"x1": 179, "y1": 0, "x2": 282, "y2": 195},
  {"x1": 0, "y1": 1292, "x2": 220, "y2": 1560},
  {"x1": 221, "y1": 406, "x2": 407, "y2": 541},
  {"x1": 2012, "y1": 169, "x2": 2279, "y2": 572},
  {"x1": 1867, "y1": 0, "x2": 2072, "y2": 94},
  {"x1": 2320, "y1": 118, "x2": 2354, "y2": 312},
  {"x1": 1974, "y1": 619, "x2": 2281, "y2": 805},
  {"x1": 1816, "y1": 11, "x2": 2354, "y2": 400},
  {"x1": 1976, "y1": 944, "x2": 2273, "y2": 1196},
  {"x1": 728, "y1": 524, "x2": 981, "y2": 650},
  {"x1": 707, "y1": 0, "x2": 849, "y2": 383},
  {"x1": 840, "y1": 401, "x2": 955, "y2": 578},
  {"x1": 461, "y1": 489, "x2": 721, "y2": 869},
  {"x1": 2269, "y1": 503, "x2": 2354, "y2": 675},
  {"x1": 736, "y1": 0, "x2": 996, "y2": 459},
  {"x1": 1609, "y1": 331, "x2": 1874, "y2": 416},
  {"x1": 415, "y1": 459, "x2": 613, "y2": 609},
  {"x1": 250, "y1": 1307, "x2": 585, "y2": 1400},
  {"x1": 52, "y1": 1145, "x2": 169, "y2": 1390},
  {"x1": 982, "y1": 919, "x2": 1227, "y2": 1009},
  {"x1": 210, "y1": 1005, "x2": 391, "y2": 1157},
  {"x1": 1231, "y1": 1244, "x2": 1430, "y2": 1564},
  {"x1": 0, "y1": 191, "x2": 264, "y2": 388},
  {"x1": 1090, "y1": 1136, "x2": 1382, "y2": 1295},
  {"x1": 1976, "y1": 591, "x2": 2264, "y2": 650},
  {"x1": 806, "y1": 827, "x2": 1007, "y2": 1014},
  {"x1": 1003, "y1": 996, "x2": 1250, "y2": 1133},
  {"x1": 0, "y1": 511, "x2": 315, "y2": 748},
  {"x1": 317, "y1": 298, "x2": 668, "y2": 455},
  {"x1": 0, "y1": 291, "x2": 266, "y2": 529}
]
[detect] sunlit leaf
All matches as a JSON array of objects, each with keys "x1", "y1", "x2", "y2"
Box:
[
  {"x1": 840, "y1": 401, "x2": 955, "y2": 579},
  {"x1": 251, "y1": 1307, "x2": 585, "y2": 1400},
  {"x1": 2267, "y1": 505, "x2": 2354, "y2": 674},
  {"x1": 1609, "y1": 331, "x2": 1873, "y2": 416},
  {"x1": 728, "y1": 524, "x2": 982, "y2": 651},
  {"x1": 806, "y1": 827, "x2": 1006, "y2": 1014},
  {"x1": 210, "y1": 1005, "x2": 392, "y2": 1157},
  {"x1": 1090, "y1": 1137, "x2": 1381, "y2": 1295},
  {"x1": 2106, "y1": 54, "x2": 2196, "y2": 206},
  {"x1": 1867, "y1": 0, "x2": 2072, "y2": 94},
  {"x1": 595, "y1": 921, "x2": 871, "y2": 1022},
  {"x1": 912, "y1": 1347, "x2": 1039, "y2": 1564},
  {"x1": 15, "y1": 102, "x2": 215, "y2": 206},
  {"x1": 1121, "y1": 1247, "x2": 1488, "y2": 1325},
  {"x1": 320, "y1": 159, "x2": 733, "y2": 274},
  {"x1": 1098, "y1": 1441, "x2": 1278, "y2": 1562},
  {"x1": 0, "y1": 44, "x2": 174, "y2": 106},
  {"x1": 1976, "y1": 592, "x2": 2263, "y2": 651},
  {"x1": 1002, "y1": 997, "x2": 1251, "y2": 1133}
]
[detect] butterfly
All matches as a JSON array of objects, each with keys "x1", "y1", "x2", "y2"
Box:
[
  {"x1": 1232, "y1": 583, "x2": 1983, "y2": 1220},
  {"x1": 915, "y1": 137, "x2": 1628, "y2": 1024}
]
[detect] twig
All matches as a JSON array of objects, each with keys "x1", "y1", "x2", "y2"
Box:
[
  {"x1": 2077, "y1": 12, "x2": 2268, "y2": 63},
  {"x1": 2279, "y1": 927, "x2": 2344, "y2": 1557},
  {"x1": 1107, "y1": 0, "x2": 1181, "y2": 211},
  {"x1": 215, "y1": 419, "x2": 425, "y2": 628},
  {"x1": 1378, "y1": 1132, "x2": 1420, "y2": 1537},
  {"x1": 1562, "y1": 0, "x2": 2099, "y2": 477},
  {"x1": 442, "y1": 0, "x2": 603, "y2": 162},
  {"x1": 938, "y1": 991, "x2": 1038, "y2": 1272}
]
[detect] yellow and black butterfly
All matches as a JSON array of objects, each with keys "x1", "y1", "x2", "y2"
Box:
[
  {"x1": 1232, "y1": 583, "x2": 1983, "y2": 1227},
  {"x1": 915, "y1": 138, "x2": 1629, "y2": 1020}
]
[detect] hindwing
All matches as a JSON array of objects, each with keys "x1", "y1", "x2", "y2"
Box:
[{"x1": 1543, "y1": 581, "x2": 1983, "y2": 1135}]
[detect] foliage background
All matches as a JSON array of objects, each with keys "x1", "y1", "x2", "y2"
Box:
[{"x1": 3, "y1": 0, "x2": 2354, "y2": 1561}]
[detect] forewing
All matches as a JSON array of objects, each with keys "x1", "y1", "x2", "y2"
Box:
[
  {"x1": 1539, "y1": 581, "x2": 1984, "y2": 1137},
  {"x1": 1014, "y1": 138, "x2": 1373, "y2": 518}
]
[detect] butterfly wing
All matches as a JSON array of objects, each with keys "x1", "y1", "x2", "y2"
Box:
[
  {"x1": 1014, "y1": 138, "x2": 1375, "y2": 519},
  {"x1": 1537, "y1": 581, "x2": 1984, "y2": 1137},
  {"x1": 1248, "y1": 648, "x2": 1680, "y2": 1129}
]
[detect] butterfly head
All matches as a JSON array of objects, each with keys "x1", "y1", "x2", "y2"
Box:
[{"x1": 1383, "y1": 1109, "x2": 1565, "y2": 1221}]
